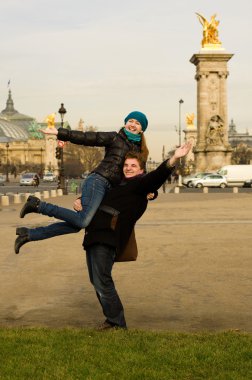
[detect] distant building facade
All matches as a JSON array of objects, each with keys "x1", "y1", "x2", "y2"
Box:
[
  {"x1": 0, "y1": 90, "x2": 69, "y2": 176},
  {"x1": 228, "y1": 119, "x2": 252, "y2": 148}
]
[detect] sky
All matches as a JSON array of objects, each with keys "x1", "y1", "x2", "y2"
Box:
[{"x1": 0, "y1": 0, "x2": 252, "y2": 161}]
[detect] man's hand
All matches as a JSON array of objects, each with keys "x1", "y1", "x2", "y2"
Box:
[
  {"x1": 39, "y1": 127, "x2": 58, "y2": 136},
  {"x1": 169, "y1": 142, "x2": 191, "y2": 166},
  {"x1": 73, "y1": 198, "x2": 82, "y2": 211}
]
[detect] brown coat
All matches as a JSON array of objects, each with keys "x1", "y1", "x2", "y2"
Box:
[{"x1": 115, "y1": 229, "x2": 138, "y2": 262}]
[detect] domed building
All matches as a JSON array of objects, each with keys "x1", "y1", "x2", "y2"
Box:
[
  {"x1": 0, "y1": 90, "x2": 60, "y2": 176},
  {"x1": 0, "y1": 90, "x2": 35, "y2": 130}
]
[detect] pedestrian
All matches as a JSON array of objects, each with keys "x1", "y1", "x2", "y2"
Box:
[
  {"x1": 15, "y1": 143, "x2": 191, "y2": 329},
  {"x1": 34, "y1": 174, "x2": 39, "y2": 187},
  {"x1": 15, "y1": 111, "x2": 149, "y2": 252}
]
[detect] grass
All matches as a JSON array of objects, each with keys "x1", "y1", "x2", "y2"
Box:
[{"x1": 0, "y1": 328, "x2": 252, "y2": 379}]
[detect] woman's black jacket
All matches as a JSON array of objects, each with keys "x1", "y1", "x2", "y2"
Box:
[{"x1": 58, "y1": 127, "x2": 141, "y2": 186}]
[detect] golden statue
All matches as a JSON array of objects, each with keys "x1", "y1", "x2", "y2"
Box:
[
  {"x1": 196, "y1": 13, "x2": 221, "y2": 48},
  {"x1": 186, "y1": 113, "x2": 195, "y2": 126},
  {"x1": 45, "y1": 113, "x2": 56, "y2": 129}
]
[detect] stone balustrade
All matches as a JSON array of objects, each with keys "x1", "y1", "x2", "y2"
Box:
[
  {"x1": 0, "y1": 186, "x2": 244, "y2": 207},
  {"x1": 0, "y1": 189, "x2": 64, "y2": 207}
]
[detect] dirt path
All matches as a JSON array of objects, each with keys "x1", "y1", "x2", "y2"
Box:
[{"x1": 0, "y1": 193, "x2": 251, "y2": 331}]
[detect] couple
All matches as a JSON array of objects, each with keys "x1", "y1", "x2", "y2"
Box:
[{"x1": 15, "y1": 111, "x2": 190, "y2": 329}]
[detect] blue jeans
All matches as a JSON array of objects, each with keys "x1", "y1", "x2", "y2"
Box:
[
  {"x1": 29, "y1": 221, "x2": 80, "y2": 241},
  {"x1": 31, "y1": 173, "x2": 111, "y2": 240},
  {"x1": 86, "y1": 244, "x2": 127, "y2": 328}
]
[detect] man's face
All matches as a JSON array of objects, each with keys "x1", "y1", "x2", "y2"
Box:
[
  {"x1": 124, "y1": 119, "x2": 142, "y2": 134},
  {"x1": 123, "y1": 158, "x2": 144, "y2": 178}
]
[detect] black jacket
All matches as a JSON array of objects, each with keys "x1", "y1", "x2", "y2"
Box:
[
  {"x1": 58, "y1": 128, "x2": 141, "y2": 186},
  {"x1": 83, "y1": 160, "x2": 174, "y2": 258}
]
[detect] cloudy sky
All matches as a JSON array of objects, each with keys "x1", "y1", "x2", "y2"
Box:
[{"x1": 0, "y1": 0, "x2": 251, "y2": 160}]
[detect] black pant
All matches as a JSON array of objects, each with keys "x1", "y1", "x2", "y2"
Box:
[{"x1": 86, "y1": 244, "x2": 127, "y2": 328}]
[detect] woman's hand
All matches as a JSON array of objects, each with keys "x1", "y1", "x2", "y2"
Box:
[
  {"x1": 73, "y1": 198, "x2": 82, "y2": 211},
  {"x1": 39, "y1": 127, "x2": 58, "y2": 136},
  {"x1": 147, "y1": 192, "x2": 155, "y2": 200}
]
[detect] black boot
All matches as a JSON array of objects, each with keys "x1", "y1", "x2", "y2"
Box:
[
  {"x1": 15, "y1": 228, "x2": 30, "y2": 254},
  {"x1": 20, "y1": 196, "x2": 41, "y2": 219},
  {"x1": 16, "y1": 227, "x2": 29, "y2": 236}
]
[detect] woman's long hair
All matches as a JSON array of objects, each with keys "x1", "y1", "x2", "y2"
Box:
[{"x1": 140, "y1": 132, "x2": 149, "y2": 163}]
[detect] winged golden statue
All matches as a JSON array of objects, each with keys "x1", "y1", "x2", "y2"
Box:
[
  {"x1": 196, "y1": 13, "x2": 221, "y2": 48},
  {"x1": 45, "y1": 113, "x2": 56, "y2": 129},
  {"x1": 186, "y1": 113, "x2": 195, "y2": 126}
]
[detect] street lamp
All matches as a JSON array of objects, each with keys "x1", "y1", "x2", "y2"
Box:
[
  {"x1": 6, "y1": 142, "x2": 10, "y2": 182},
  {"x1": 178, "y1": 99, "x2": 184, "y2": 186},
  {"x1": 58, "y1": 103, "x2": 68, "y2": 194},
  {"x1": 178, "y1": 99, "x2": 184, "y2": 146}
]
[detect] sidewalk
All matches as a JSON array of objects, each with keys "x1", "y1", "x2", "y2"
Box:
[{"x1": 0, "y1": 193, "x2": 252, "y2": 331}]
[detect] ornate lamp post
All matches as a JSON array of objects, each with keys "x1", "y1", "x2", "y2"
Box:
[
  {"x1": 6, "y1": 142, "x2": 10, "y2": 182},
  {"x1": 178, "y1": 99, "x2": 184, "y2": 186},
  {"x1": 58, "y1": 103, "x2": 68, "y2": 194},
  {"x1": 178, "y1": 99, "x2": 184, "y2": 147}
]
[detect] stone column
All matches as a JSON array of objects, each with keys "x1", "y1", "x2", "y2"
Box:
[
  {"x1": 190, "y1": 51, "x2": 233, "y2": 172},
  {"x1": 183, "y1": 125, "x2": 197, "y2": 173},
  {"x1": 183, "y1": 113, "x2": 197, "y2": 173},
  {"x1": 44, "y1": 134, "x2": 59, "y2": 175}
]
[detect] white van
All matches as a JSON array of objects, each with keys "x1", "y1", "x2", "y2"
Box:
[{"x1": 217, "y1": 165, "x2": 252, "y2": 186}]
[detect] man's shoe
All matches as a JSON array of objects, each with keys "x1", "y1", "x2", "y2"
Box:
[
  {"x1": 96, "y1": 321, "x2": 127, "y2": 331},
  {"x1": 15, "y1": 234, "x2": 30, "y2": 254},
  {"x1": 96, "y1": 321, "x2": 117, "y2": 331},
  {"x1": 20, "y1": 196, "x2": 40, "y2": 218}
]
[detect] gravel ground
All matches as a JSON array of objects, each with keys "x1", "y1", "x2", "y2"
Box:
[{"x1": 0, "y1": 192, "x2": 252, "y2": 331}]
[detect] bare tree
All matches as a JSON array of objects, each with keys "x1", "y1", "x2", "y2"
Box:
[
  {"x1": 231, "y1": 143, "x2": 252, "y2": 164},
  {"x1": 64, "y1": 126, "x2": 104, "y2": 177}
]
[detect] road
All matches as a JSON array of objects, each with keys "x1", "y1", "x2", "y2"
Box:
[
  {"x1": 2, "y1": 181, "x2": 252, "y2": 196},
  {"x1": 0, "y1": 179, "x2": 84, "y2": 195}
]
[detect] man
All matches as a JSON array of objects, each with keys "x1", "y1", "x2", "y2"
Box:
[
  {"x1": 15, "y1": 143, "x2": 190, "y2": 330},
  {"x1": 74, "y1": 143, "x2": 190, "y2": 330}
]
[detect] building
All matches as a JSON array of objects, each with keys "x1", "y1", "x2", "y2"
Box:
[
  {"x1": 0, "y1": 90, "x2": 64, "y2": 176},
  {"x1": 228, "y1": 119, "x2": 252, "y2": 148}
]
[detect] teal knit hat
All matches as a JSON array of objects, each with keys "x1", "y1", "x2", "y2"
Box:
[{"x1": 124, "y1": 111, "x2": 148, "y2": 132}]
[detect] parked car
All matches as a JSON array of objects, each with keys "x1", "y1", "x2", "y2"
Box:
[
  {"x1": 20, "y1": 173, "x2": 39, "y2": 186},
  {"x1": 0, "y1": 174, "x2": 6, "y2": 186},
  {"x1": 182, "y1": 172, "x2": 213, "y2": 187},
  {"x1": 191, "y1": 174, "x2": 228, "y2": 188},
  {"x1": 43, "y1": 172, "x2": 56, "y2": 182}
]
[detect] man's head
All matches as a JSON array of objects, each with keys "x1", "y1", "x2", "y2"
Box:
[
  {"x1": 123, "y1": 152, "x2": 145, "y2": 178},
  {"x1": 124, "y1": 111, "x2": 148, "y2": 134}
]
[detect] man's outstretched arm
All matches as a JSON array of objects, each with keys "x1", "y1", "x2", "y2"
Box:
[{"x1": 138, "y1": 142, "x2": 191, "y2": 193}]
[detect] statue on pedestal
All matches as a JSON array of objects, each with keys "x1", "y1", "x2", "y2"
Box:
[
  {"x1": 191, "y1": 14, "x2": 233, "y2": 171},
  {"x1": 184, "y1": 113, "x2": 197, "y2": 169},
  {"x1": 44, "y1": 113, "x2": 58, "y2": 174},
  {"x1": 196, "y1": 13, "x2": 221, "y2": 48}
]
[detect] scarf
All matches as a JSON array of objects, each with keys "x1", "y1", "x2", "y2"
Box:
[{"x1": 123, "y1": 128, "x2": 141, "y2": 143}]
